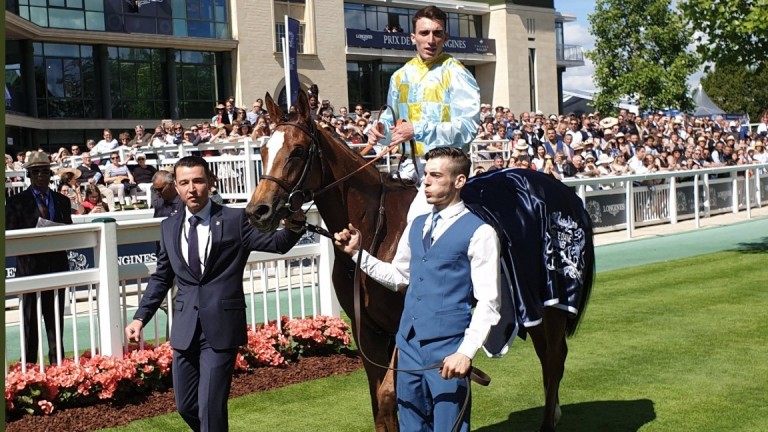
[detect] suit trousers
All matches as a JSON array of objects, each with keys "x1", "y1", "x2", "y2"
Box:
[
  {"x1": 395, "y1": 330, "x2": 470, "y2": 432},
  {"x1": 173, "y1": 319, "x2": 237, "y2": 432},
  {"x1": 23, "y1": 289, "x2": 66, "y2": 365}
]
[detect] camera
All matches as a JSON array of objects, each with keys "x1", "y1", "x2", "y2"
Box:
[{"x1": 322, "y1": 100, "x2": 330, "y2": 107}]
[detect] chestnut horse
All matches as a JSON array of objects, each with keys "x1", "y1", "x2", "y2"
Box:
[{"x1": 246, "y1": 91, "x2": 590, "y2": 432}]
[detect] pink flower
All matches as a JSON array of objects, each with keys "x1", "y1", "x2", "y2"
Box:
[{"x1": 38, "y1": 399, "x2": 54, "y2": 415}]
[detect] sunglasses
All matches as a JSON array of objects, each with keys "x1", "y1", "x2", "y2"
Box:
[
  {"x1": 152, "y1": 184, "x2": 169, "y2": 193},
  {"x1": 28, "y1": 169, "x2": 52, "y2": 176},
  {"x1": 111, "y1": 156, "x2": 120, "y2": 160}
]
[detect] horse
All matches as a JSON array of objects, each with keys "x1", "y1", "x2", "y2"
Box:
[{"x1": 246, "y1": 90, "x2": 593, "y2": 432}]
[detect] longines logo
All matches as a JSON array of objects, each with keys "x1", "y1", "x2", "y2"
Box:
[
  {"x1": 356, "y1": 33, "x2": 373, "y2": 42},
  {"x1": 603, "y1": 203, "x2": 625, "y2": 216}
]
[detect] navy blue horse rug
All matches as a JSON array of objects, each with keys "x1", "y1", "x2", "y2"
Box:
[{"x1": 461, "y1": 168, "x2": 595, "y2": 356}]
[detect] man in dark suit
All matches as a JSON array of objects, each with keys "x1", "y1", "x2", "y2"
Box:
[
  {"x1": 125, "y1": 156, "x2": 304, "y2": 432},
  {"x1": 6, "y1": 151, "x2": 73, "y2": 365}
]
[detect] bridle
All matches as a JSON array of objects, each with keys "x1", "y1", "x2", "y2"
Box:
[
  {"x1": 259, "y1": 114, "x2": 490, "y2": 432},
  {"x1": 259, "y1": 119, "x2": 324, "y2": 217}
]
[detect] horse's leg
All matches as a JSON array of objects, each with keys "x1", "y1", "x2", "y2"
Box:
[
  {"x1": 529, "y1": 307, "x2": 569, "y2": 432},
  {"x1": 376, "y1": 348, "x2": 399, "y2": 432},
  {"x1": 356, "y1": 326, "x2": 399, "y2": 432}
]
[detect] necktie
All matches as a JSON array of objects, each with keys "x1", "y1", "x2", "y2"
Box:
[
  {"x1": 423, "y1": 213, "x2": 440, "y2": 251},
  {"x1": 188, "y1": 215, "x2": 202, "y2": 279},
  {"x1": 36, "y1": 192, "x2": 50, "y2": 220}
]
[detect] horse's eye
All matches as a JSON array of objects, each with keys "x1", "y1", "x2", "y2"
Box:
[{"x1": 289, "y1": 149, "x2": 305, "y2": 159}]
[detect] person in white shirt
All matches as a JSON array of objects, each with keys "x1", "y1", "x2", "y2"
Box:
[
  {"x1": 93, "y1": 128, "x2": 119, "y2": 156},
  {"x1": 333, "y1": 147, "x2": 500, "y2": 432}
]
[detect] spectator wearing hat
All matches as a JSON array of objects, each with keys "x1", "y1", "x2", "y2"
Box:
[
  {"x1": 581, "y1": 153, "x2": 600, "y2": 178},
  {"x1": 513, "y1": 138, "x2": 531, "y2": 158},
  {"x1": 6, "y1": 151, "x2": 72, "y2": 365},
  {"x1": 596, "y1": 154, "x2": 615, "y2": 176},
  {"x1": 212, "y1": 103, "x2": 230, "y2": 128}
]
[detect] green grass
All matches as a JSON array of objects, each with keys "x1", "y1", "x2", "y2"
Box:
[{"x1": 100, "y1": 250, "x2": 768, "y2": 431}]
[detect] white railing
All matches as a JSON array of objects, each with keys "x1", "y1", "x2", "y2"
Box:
[
  {"x1": 5, "y1": 207, "x2": 338, "y2": 374},
  {"x1": 562, "y1": 163, "x2": 768, "y2": 238}
]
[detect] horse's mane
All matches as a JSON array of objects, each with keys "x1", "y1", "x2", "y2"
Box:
[{"x1": 314, "y1": 124, "x2": 417, "y2": 192}]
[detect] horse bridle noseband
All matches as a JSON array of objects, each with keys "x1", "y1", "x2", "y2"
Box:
[{"x1": 259, "y1": 115, "x2": 489, "y2": 432}]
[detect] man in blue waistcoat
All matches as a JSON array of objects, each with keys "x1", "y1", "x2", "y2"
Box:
[{"x1": 334, "y1": 147, "x2": 501, "y2": 431}]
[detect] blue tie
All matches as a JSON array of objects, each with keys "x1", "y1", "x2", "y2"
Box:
[
  {"x1": 188, "y1": 216, "x2": 202, "y2": 279},
  {"x1": 423, "y1": 213, "x2": 440, "y2": 251}
]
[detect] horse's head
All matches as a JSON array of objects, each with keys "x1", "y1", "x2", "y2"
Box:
[{"x1": 246, "y1": 91, "x2": 322, "y2": 232}]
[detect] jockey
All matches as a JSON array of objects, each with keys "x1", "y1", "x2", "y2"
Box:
[{"x1": 367, "y1": 6, "x2": 481, "y2": 222}]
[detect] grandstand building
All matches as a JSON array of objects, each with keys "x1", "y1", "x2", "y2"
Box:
[{"x1": 4, "y1": 0, "x2": 583, "y2": 150}]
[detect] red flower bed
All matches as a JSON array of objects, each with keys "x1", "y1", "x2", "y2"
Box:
[{"x1": 5, "y1": 316, "x2": 351, "y2": 418}]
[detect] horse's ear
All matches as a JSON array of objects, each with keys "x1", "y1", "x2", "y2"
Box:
[
  {"x1": 295, "y1": 90, "x2": 310, "y2": 123},
  {"x1": 264, "y1": 92, "x2": 284, "y2": 122}
]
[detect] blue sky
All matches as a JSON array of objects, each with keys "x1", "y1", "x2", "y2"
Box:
[{"x1": 553, "y1": 0, "x2": 702, "y2": 93}]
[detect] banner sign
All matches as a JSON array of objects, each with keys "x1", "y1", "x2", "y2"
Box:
[
  {"x1": 104, "y1": 0, "x2": 173, "y2": 35},
  {"x1": 346, "y1": 29, "x2": 495, "y2": 55},
  {"x1": 584, "y1": 194, "x2": 627, "y2": 228},
  {"x1": 707, "y1": 181, "x2": 733, "y2": 211},
  {"x1": 674, "y1": 183, "x2": 707, "y2": 217},
  {"x1": 6, "y1": 242, "x2": 157, "y2": 279},
  {"x1": 285, "y1": 16, "x2": 300, "y2": 109}
]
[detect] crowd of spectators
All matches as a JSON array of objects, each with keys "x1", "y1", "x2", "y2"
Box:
[
  {"x1": 471, "y1": 106, "x2": 768, "y2": 181},
  {"x1": 7, "y1": 90, "x2": 768, "y2": 205}
]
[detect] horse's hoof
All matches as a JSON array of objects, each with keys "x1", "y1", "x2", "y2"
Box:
[{"x1": 554, "y1": 403, "x2": 561, "y2": 425}]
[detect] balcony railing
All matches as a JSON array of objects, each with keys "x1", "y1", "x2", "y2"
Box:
[{"x1": 557, "y1": 43, "x2": 584, "y2": 66}]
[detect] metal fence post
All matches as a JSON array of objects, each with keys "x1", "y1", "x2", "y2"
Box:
[{"x1": 94, "y1": 218, "x2": 124, "y2": 357}]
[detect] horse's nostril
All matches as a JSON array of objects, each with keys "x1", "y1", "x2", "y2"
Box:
[{"x1": 254, "y1": 204, "x2": 271, "y2": 220}]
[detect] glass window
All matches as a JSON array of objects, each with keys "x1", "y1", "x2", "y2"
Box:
[
  {"x1": 109, "y1": 46, "x2": 168, "y2": 119},
  {"x1": 35, "y1": 43, "x2": 96, "y2": 118},
  {"x1": 48, "y1": 8, "x2": 85, "y2": 30},
  {"x1": 176, "y1": 50, "x2": 218, "y2": 118},
  {"x1": 14, "y1": 0, "x2": 227, "y2": 39},
  {"x1": 275, "y1": 23, "x2": 306, "y2": 53}
]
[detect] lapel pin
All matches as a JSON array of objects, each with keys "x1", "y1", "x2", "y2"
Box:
[{"x1": 216, "y1": 220, "x2": 221, "y2": 226}]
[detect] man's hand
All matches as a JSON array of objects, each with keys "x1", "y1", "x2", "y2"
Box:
[
  {"x1": 333, "y1": 223, "x2": 361, "y2": 256},
  {"x1": 282, "y1": 212, "x2": 306, "y2": 233},
  {"x1": 125, "y1": 319, "x2": 144, "y2": 343},
  {"x1": 366, "y1": 123, "x2": 385, "y2": 145},
  {"x1": 440, "y1": 352, "x2": 472, "y2": 379},
  {"x1": 389, "y1": 121, "x2": 415, "y2": 147}
]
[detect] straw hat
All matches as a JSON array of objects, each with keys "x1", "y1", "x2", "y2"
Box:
[
  {"x1": 596, "y1": 153, "x2": 614, "y2": 165},
  {"x1": 514, "y1": 139, "x2": 529, "y2": 151},
  {"x1": 24, "y1": 151, "x2": 51, "y2": 169},
  {"x1": 571, "y1": 142, "x2": 584, "y2": 151},
  {"x1": 599, "y1": 117, "x2": 619, "y2": 129},
  {"x1": 57, "y1": 167, "x2": 82, "y2": 179}
]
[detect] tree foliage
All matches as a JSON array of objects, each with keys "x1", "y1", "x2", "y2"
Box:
[
  {"x1": 586, "y1": 0, "x2": 701, "y2": 114},
  {"x1": 700, "y1": 62, "x2": 768, "y2": 121},
  {"x1": 680, "y1": 0, "x2": 768, "y2": 67}
]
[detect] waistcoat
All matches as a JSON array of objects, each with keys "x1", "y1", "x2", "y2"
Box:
[{"x1": 400, "y1": 211, "x2": 485, "y2": 342}]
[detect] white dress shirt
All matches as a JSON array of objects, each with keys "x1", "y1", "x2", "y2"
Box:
[
  {"x1": 354, "y1": 201, "x2": 501, "y2": 359},
  {"x1": 181, "y1": 201, "x2": 212, "y2": 276}
]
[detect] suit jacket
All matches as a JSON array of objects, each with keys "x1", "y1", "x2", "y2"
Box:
[
  {"x1": 134, "y1": 203, "x2": 302, "y2": 351},
  {"x1": 6, "y1": 187, "x2": 73, "y2": 276}
]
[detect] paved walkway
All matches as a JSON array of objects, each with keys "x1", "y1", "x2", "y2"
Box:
[{"x1": 594, "y1": 206, "x2": 768, "y2": 272}]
